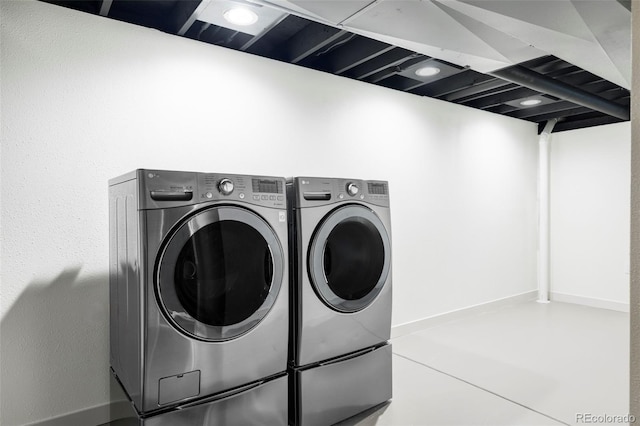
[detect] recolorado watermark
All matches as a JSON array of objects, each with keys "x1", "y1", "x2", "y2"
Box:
[{"x1": 576, "y1": 413, "x2": 636, "y2": 424}]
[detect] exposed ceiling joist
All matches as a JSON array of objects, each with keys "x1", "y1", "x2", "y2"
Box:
[
  {"x1": 464, "y1": 87, "x2": 539, "y2": 110},
  {"x1": 345, "y1": 50, "x2": 421, "y2": 80},
  {"x1": 413, "y1": 71, "x2": 493, "y2": 98},
  {"x1": 365, "y1": 68, "x2": 398, "y2": 84},
  {"x1": 509, "y1": 101, "x2": 583, "y2": 120},
  {"x1": 285, "y1": 24, "x2": 346, "y2": 63},
  {"x1": 328, "y1": 37, "x2": 395, "y2": 74},
  {"x1": 443, "y1": 78, "x2": 510, "y2": 102},
  {"x1": 175, "y1": 0, "x2": 203, "y2": 35},
  {"x1": 365, "y1": 56, "x2": 424, "y2": 83},
  {"x1": 44, "y1": 0, "x2": 632, "y2": 133},
  {"x1": 240, "y1": 14, "x2": 290, "y2": 51},
  {"x1": 99, "y1": 0, "x2": 112, "y2": 16},
  {"x1": 396, "y1": 78, "x2": 432, "y2": 92}
]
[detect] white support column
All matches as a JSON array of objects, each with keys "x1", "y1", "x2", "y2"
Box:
[{"x1": 538, "y1": 119, "x2": 557, "y2": 303}]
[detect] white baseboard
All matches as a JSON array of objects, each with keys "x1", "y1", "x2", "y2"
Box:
[
  {"x1": 390, "y1": 290, "x2": 538, "y2": 339},
  {"x1": 25, "y1": 400, "x2": 132, "y2": 426},
  {"x1": 550, "y1": 291, "x2": 630, "y2": 313}
]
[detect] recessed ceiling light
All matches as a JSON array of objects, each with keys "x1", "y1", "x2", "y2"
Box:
[
  {"x1": 520, "y1": 99, "x2": 542, "y2": 106},
  {"x1": 415, "y1": 66, "x2": 441, "y2": 77},
  {"x1": 223, "y1": 7, "x2": 258, "y2": 26}
]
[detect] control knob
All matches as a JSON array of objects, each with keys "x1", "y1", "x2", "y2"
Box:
[
  {"x1": 346, "y1": 182, "x2": 359, "y2": 196},
  {"x1": 218, "y1": 178, "x2": 234, "y2": 195}
]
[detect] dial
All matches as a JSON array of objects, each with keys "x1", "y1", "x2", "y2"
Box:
[
  {"x1": 218, "y1": 178, "x2": 234, "y2": 195},
  {"x1": 346, "y1": 182, "x2": 359, "y2": 196}
]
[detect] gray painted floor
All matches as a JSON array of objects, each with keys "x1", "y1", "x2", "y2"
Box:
[{"x1": 339, "y1": 301, "x2": 629, "y2": 426}]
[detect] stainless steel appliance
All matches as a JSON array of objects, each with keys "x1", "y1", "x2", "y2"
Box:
[
  {"x1": 287, "y1": 177, "x2": 393, "y2": 426},
  {"x1": 105, "y1": 375, "x2": 287, "y2": 426},
  {"x1": 109, "y1": 169, "x2": 289, "y2": 424}
]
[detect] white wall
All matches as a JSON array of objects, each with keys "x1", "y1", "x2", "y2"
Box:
[
  {"x1": 550, "y1": 122, "x2": 631, "y2": 309},
  {"x1": 0, "y1": 1, "x2": 538, "y2": 424}
]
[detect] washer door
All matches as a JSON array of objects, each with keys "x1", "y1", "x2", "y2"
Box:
[
  {"x1": 157, "y1": 206, "x2": 283, "y2": 341},
  {"x1": 308, "y1": 205, "x2": 391, "y2": 313}
]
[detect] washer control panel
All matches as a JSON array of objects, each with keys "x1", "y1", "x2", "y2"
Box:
[
  {"x1": 198, "y1": 174, "x2": 285, "y2": 208},
  {"x1": 137, "y1": 169, "x2": 286, "y2": 209}
]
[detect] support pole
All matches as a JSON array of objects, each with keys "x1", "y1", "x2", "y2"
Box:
[{"x1": 538, "y1": 119, "x2": 557, "y2": 303}]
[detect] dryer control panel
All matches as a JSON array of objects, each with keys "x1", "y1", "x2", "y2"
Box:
[{"x1": 291, "y1": 177, "x2": 389, "y2": 208}]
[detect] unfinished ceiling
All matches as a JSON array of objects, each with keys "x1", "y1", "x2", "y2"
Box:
[{"x1": 44, "y1": 0, "x2": 632, "y2": 133}]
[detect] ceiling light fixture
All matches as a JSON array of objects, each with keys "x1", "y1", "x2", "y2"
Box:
[
  {"x1": 520, "y1": 99, "x2": 542, "y2": 106},
  {"x1": 415, "y1": 66, "x2": 441, "y2": 77},
  {"x1": 223, "y1": 7, "x2": 258, "y2": 26}
]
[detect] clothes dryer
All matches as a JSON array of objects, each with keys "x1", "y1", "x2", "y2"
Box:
[
  {"x1": 287, "y1": 177, "x2": 393, "y2": 426},
  {"x1": 109, "y1": 169, "x2": 288, "y2": 424}
]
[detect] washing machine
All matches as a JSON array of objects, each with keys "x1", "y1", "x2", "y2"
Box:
[
  {"x1": 109, "y1": 169, "x2": 289, "y2": 424},
  {"x1": 287, "y1": 177, "x2": 393, "y2": 426}
]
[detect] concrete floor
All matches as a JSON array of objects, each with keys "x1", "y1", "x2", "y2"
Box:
[{"x1": 340, "y1": 301, "x2": 629, "y2": 426}]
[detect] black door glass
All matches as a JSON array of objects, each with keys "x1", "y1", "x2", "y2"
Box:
[
  {"x1": 323, "y1": 217, "x2": 385, "y2": 300},
  {"x1": 174, "y1": 220, "x2": 272, "y2": 327}
]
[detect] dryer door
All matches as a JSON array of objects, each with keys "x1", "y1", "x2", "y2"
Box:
[
  {"x1": 308, "y1": 205, "x2": 391, "y2": 313},
  {"x1": 157, "y1": 206, "x2": 283, "y2": 341}
]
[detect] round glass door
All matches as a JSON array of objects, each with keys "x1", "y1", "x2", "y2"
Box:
[
  {"x1": 156, "y1": 206, "x2": 283, "y2": 341},
  {"x1": 308, "y1": 205, "x2": 391, "y2": 312}
]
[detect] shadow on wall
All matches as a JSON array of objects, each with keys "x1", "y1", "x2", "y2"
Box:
[{"x1": 0, "y1": 267, "x2": 123, "y2": 425}]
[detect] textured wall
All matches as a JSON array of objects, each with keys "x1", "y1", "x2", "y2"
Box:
[
  {"x1": 1, "y1": 1, "x2": 538, "y2": 424},
  {"x1": 550, "y1": 123, "x2": 631, "y2": 309},
  {"x1": 630, "y1": 0, "x2": 640, "y2": 417}
]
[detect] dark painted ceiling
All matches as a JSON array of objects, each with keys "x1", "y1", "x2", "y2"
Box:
[{"x1": 43, "y1": 0, "x2": 631, "y2": 133}]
